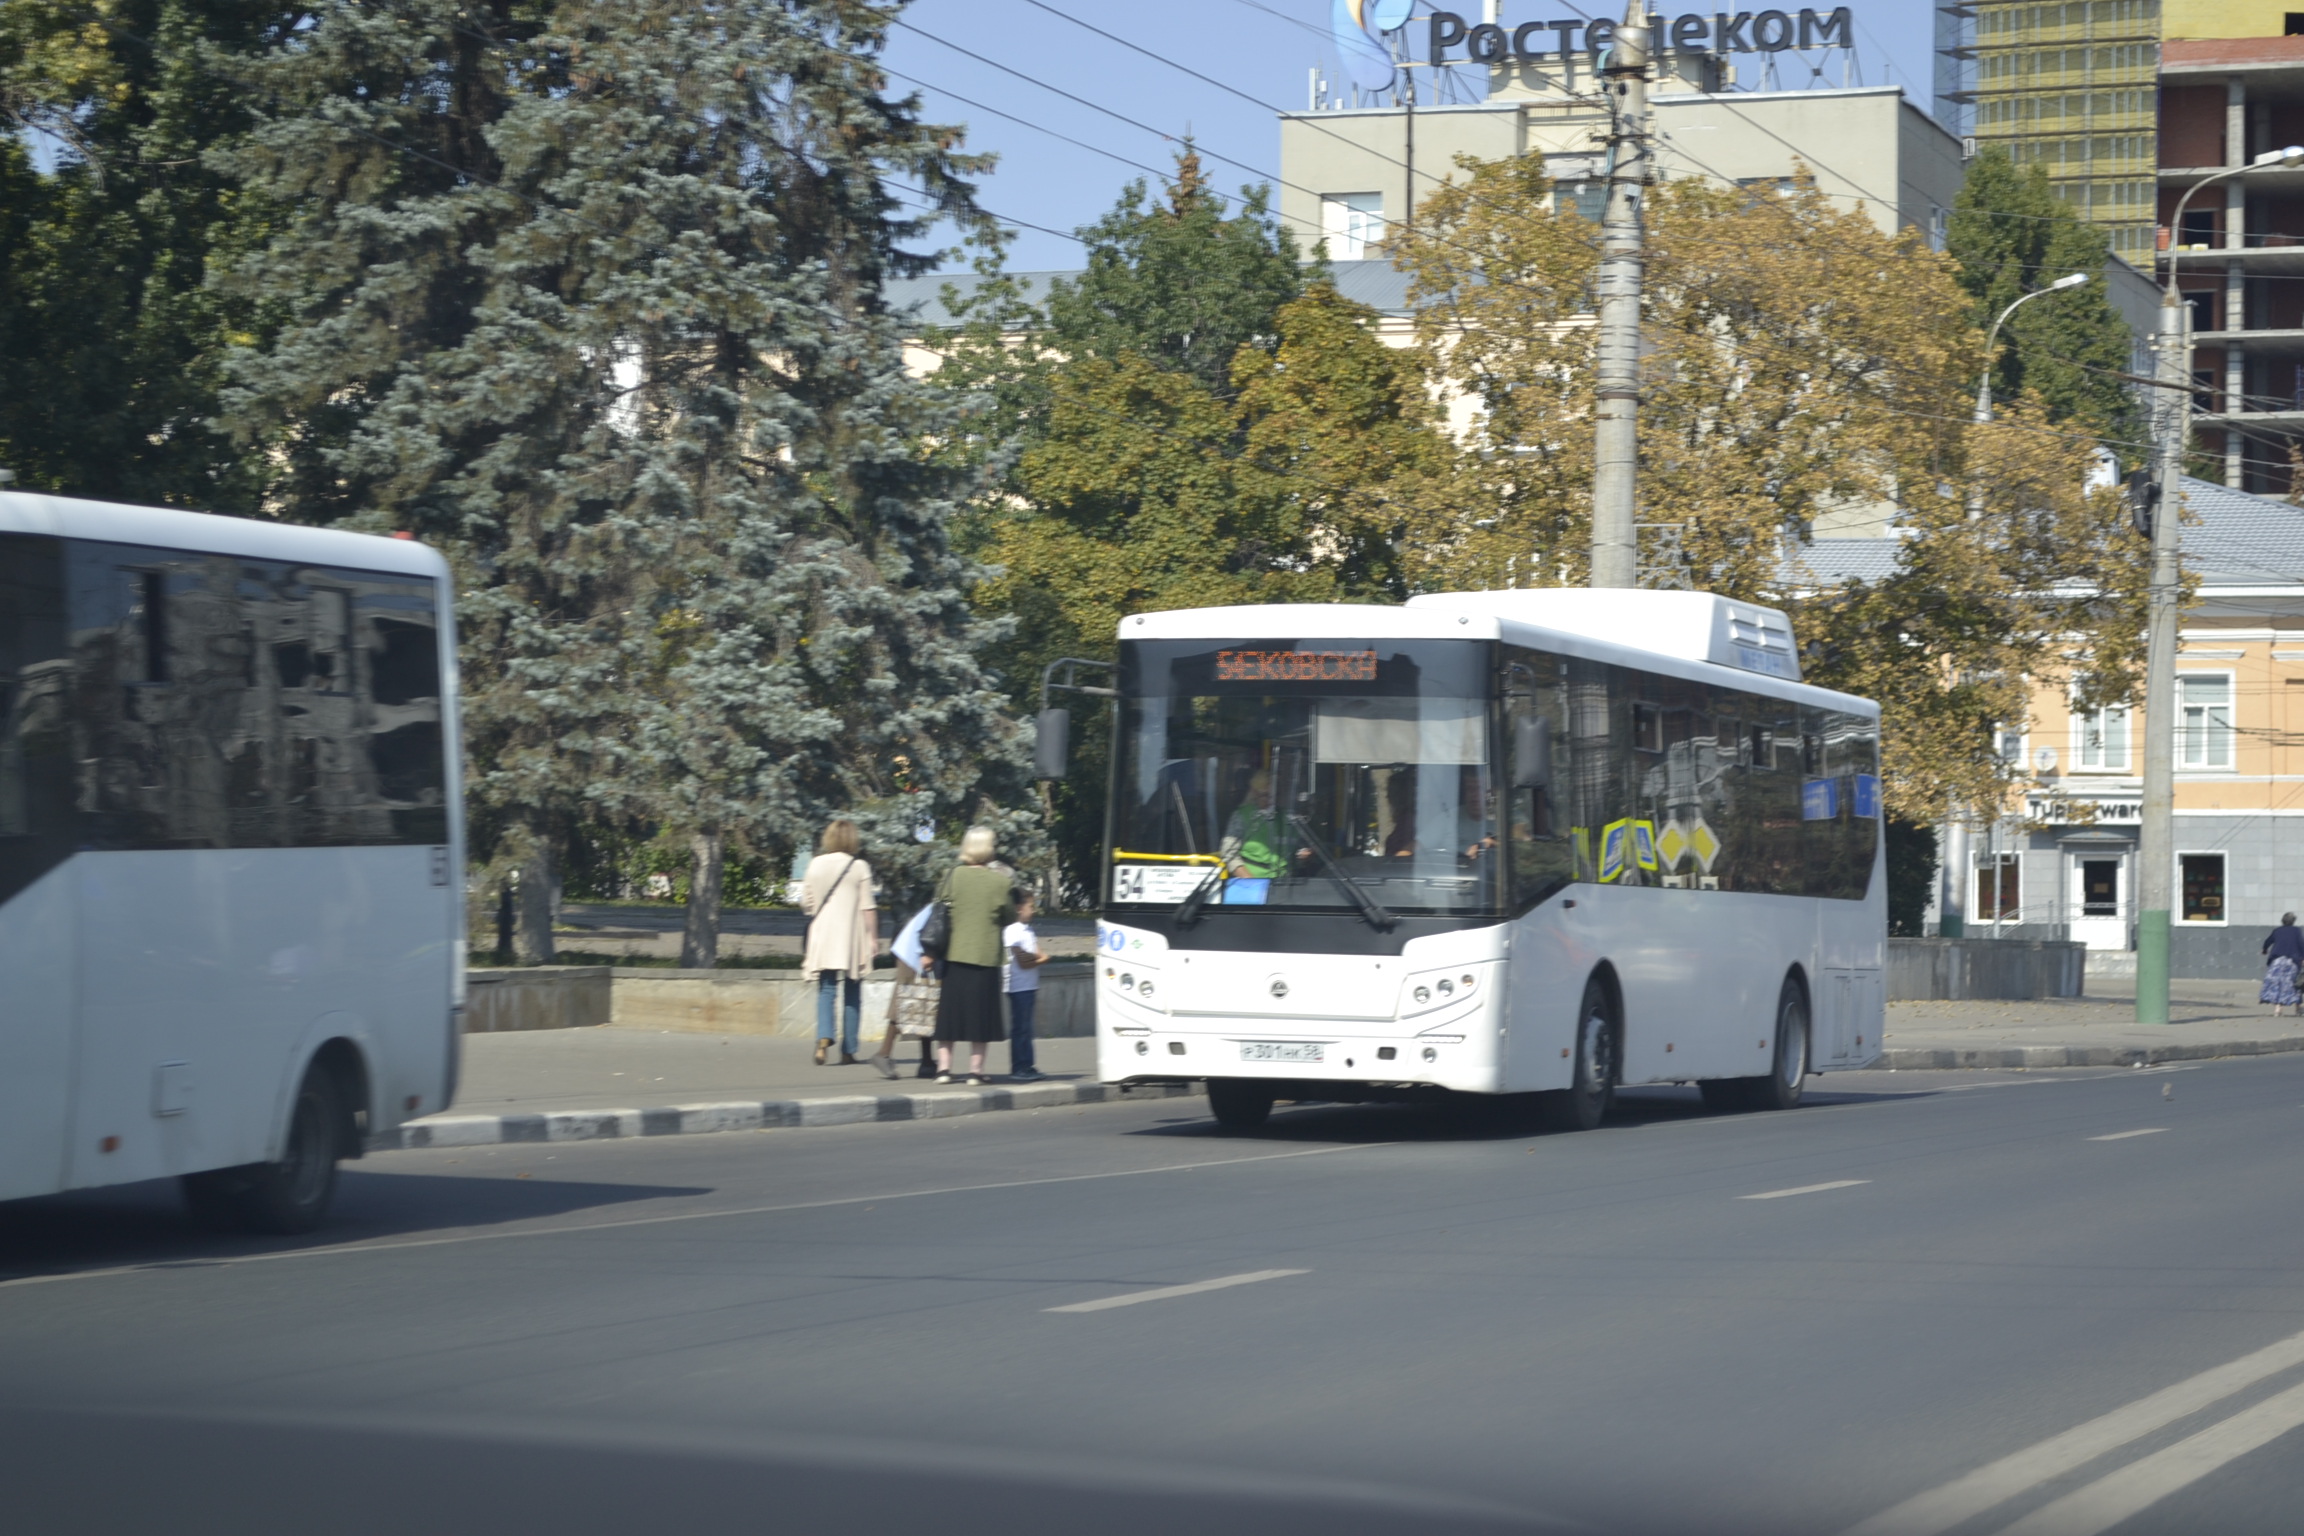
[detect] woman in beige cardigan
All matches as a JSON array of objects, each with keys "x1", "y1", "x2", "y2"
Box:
[{"x1": 800, "y1": 819, "x2": 878, "y2": 1066}]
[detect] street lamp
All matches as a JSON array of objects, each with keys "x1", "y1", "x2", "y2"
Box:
[
  {"x1": 1975, "y1": 272, "x2": 2090, "y2": 424},
  {"x1": 1943, "y1": 272, "x2": 2089, "y2": 940},
  {"x1": 2137, "y1": 143, "x2": 2304, "y2": 1023}
]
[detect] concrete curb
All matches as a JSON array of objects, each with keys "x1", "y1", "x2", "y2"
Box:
[
  {"x1": 382, "y1": 1079, "x2": 1200, "y2": 1150},
  {"x1": 1877, "y1": 1035, "x2": 2304, "y2": 1070}
]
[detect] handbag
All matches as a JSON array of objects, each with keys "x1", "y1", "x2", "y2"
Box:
[
  {"x1": 917, "y1": 870, "x2": 954, "y2": 962},
  {"x1": 893, "y1": 976, "x2": 942, "y2": 1040}
]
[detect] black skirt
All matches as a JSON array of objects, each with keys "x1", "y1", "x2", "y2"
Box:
[{"x1": 934, "y1": 960, "x2": 1007, "y2": 1043}]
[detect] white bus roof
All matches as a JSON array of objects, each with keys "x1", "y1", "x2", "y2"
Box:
[
  {"x1": 1119, "y1": 589, "x2": 1876, "y2": 715},
  {"x1": 0, "y1": 491, "x2": 451, "y2": 583}
]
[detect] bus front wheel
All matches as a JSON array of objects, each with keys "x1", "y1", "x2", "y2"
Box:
[
  {"x1": 1206, "y1": 1079, "x2": 1275, "y2": 1133},
  {"x1": 1544, "y1": 979, "x2": 1617, "y2": 1133},
  {"x1": 182, "y1": 1067, "x2": 343, "y2": 1234}
]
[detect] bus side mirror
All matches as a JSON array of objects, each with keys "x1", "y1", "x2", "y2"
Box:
[
  {"x1": 1034, "y1": 706, "x2": 1071, "y2": 781},
  {"x1": 1512, "y1": 715, "x2": 1551, "y2": 790}
]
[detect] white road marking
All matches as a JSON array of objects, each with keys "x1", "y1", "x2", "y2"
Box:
[
  {"x1": 1987, "y1": 1377, "x2": 2304, "y2": 1536},
  {"x1": 1839, "y1": 1323, "x2": 2304, "y2": 1536},
  {"x1": 1045, "y1": 1268, "x2": 1309, "y2": 1313},
  {"x1": 2087, "y1": 1128, "x2": 2169, "y2": 1142},
  {"x1": 1739, "y1": 1179, "x2": 1871, "y2": 1201},
  {"x1": 0, "y1": 1145, "x2": 1374, "y2": 1291}
]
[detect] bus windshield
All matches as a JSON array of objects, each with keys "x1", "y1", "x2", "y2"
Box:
[{"x1": 1111, "y1": 639, "x2": 1499, "y2": 916}]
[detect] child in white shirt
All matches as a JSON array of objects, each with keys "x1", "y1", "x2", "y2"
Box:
[{"x1": 1003, "y1": 889, "x2": 1048, "y2": 1080}]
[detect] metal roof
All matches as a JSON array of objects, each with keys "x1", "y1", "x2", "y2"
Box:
[{"x1": 885, "y1": 260, "x2": 1414, "y2": 330}]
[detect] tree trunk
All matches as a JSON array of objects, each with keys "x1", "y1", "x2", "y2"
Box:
[
  {"x1": 512, "y1": 827, "x2": 556, "y2": 965},
  {"x1": 681, "y1": 827, "x2": 724, "y2": 970}
]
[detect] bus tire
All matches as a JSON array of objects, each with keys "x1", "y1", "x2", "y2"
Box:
[
  {"x1": 1543, "y1": 978, "x2": 1617, "y2": 1133},
  {"x1": 1206, "y1": 1079, "x2": 1275, "y2": 1133},
  {"x1": 1704, "y1": 980, "x2": 1810, "y2": 1113},
  {"x1": 181, "y1": 1066, "x2": 342, "y2": 1234}
]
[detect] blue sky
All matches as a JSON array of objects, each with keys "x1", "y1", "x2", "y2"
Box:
[{"x1": 883, "y1": 0, "x2": 1943, "y2": 271}]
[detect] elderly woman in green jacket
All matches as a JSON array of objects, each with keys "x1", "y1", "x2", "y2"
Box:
[{"x1": 932, "y1": 825, "x2": 1018, "y2": 1084}]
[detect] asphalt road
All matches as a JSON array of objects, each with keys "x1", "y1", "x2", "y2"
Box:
[{"x1": 5, "y1": 1059, "x2": 2304, "y2": 1536}]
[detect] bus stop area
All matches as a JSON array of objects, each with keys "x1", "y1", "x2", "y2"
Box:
[{"x1": 394, "y1": 978, "x2": 2304, "y2": 1150}]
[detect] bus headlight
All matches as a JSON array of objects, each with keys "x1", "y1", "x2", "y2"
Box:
[
  {"x1": 1137, "y1": 980, "x2": 1154, "y2": 1000},
  {"x1": 1413, "y1": 985, "x2": 1431, "y2": 1005}
]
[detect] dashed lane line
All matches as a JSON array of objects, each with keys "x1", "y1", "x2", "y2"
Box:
[
  {"x1": 0, "y1": 1145, "x2": 1374, "y2": 1292},
  {"x1": 1045, "y1": 1269, "x2": 1310, "y2": 1313},
  {"x1": 1739, "y1": 1179, "x2": 1871, "y2": 1201},
  {"x1": 2087, "y1": 1128, "x2": 2169, "y2": 1142}
]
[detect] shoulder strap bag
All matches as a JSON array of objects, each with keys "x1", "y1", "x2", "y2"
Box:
[{"x1": 917, "y1": 868, "x2": 954, "y2": 962}]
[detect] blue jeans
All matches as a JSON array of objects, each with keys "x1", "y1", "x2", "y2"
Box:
[
  {"x1": 1007, "y1": 988, "x2": 1038, "y2": 1075},
  {"x1": 816, "y1": 974, "x2": 861, "y2": 1055}
]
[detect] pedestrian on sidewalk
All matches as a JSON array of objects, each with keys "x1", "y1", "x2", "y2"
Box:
[
  {"x1": 2262, "y1": 913, "x2": 2304, "y2": 1016},
  {"x1": 932, "y1": 825, "x2": 1016, "y2": 1085},
  {"x1": 1004, "y1": 887, "x2": 1050, "y2": 1081},
  {"x1": 801, "y1": 819, "x2": 879, "y2": 1066},
  {"x1": 875, "y1": 900, "x2": 939, "y2": 1081}
]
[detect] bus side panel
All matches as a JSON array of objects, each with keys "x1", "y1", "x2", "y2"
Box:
[
  {"x1": 0, "y1": 862, "x2": 77, "y2": 1201},
  {"x1": 65, "y1": 846, "x2": 453, "y2": 1191}
]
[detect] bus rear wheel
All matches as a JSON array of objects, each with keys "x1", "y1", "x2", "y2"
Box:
[
  {"x1": 1206, "y1": 1079, "x2": 1275, "y2": 1133},
  {"x1": 182, "y1": 1067, "x2": 342, "y2": 1234},
  {"x1": 1702, "y1": 981, "x2": 1810, "y2": 1113},
  {"x1": 1543, "y1": 979, "x2": 1617, "y2": 1133}
]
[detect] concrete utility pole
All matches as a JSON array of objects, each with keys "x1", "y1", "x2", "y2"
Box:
[
  {"x1": 1588, "y1": 0, "x2": 1650, "y2": 590},
  {"x1": 2135, "y1": 288, "x2": 2189, "y2": 1023},
  {"x1": 2136, "y1": 144, "x2": 2301, "y2": 1021}
]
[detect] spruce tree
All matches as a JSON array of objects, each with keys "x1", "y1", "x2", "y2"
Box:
[
  {"x1": 219, "y1": 0, "x2": 1027, "y2": 962},
  {"x1": 0, "y1": 0, "x2": 286, "y2": 508}
]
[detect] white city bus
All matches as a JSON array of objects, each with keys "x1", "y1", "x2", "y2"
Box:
[
  {"x1": 1090, "y1": 589, "x2": 1884, "y2": 1131},
  {"x1": 0, "y1": 492, "x2": 463, "y2": 1229}
]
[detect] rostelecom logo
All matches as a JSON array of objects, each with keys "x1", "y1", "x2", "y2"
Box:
[{"x1": 1330, "y1": 0, "x2": 1411, "y2": 92}]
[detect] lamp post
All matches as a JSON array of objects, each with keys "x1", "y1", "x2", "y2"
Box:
[
  {"x1": 1588, "y1": 0, "x2": 1651, "y2": 590},
  {"x1": 1942, "y1": 273, "x2": 2090, "y2": 940},
  {"x1": 1975, "y1": 272, "x2": 2091, "y2": 425},
  {"x1": 2137, "y1": 144, "x2": 2304, "y2": 1022}
]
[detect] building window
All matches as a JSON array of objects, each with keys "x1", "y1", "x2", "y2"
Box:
[
  {"x1": 1975, "y1": 854, "x2": 2022, "y2": 921},
  {"x1": 1553, "y1": 181, "x2": 1605, "y2": 223},
  {"x1": 2178, "y1": 673, "x2": 2234, "y2": 769},
  {"x1": 2287, "y1": 12, "x2": 2304, "y2": 35},
  {"x1": 2073, "y1": 703, "x2": 2131, "y2": 771},
  {"x1": 2180, "y1": 852, "x2": 2226, "y2": 923},
  {"x1": 1994, "y1": 720, "x2": 2027, "y2": 768},
  {"x1": 1320, "y1": 193, "x2": 1384, "y2": 260}
]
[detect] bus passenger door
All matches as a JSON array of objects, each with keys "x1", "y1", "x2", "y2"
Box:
[{"x1": 0, "y1": 537, "x2": 77, "y2": 1201}]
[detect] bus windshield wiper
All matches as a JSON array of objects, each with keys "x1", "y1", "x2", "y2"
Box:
[
  {"x1": 1174, "y1": 863, "x2": 1225, "y2": 929},
  {"x1": 1290, "y1": 813, "x2": 1396, "y2": 931}
]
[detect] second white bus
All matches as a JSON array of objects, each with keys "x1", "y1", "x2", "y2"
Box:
[
  {"x1": 0, "y1": 492, "x2": 464, "y2": 1229},
  {"x1": 1086, "y1": 588, "x2": 1885, "y2": 1130}
]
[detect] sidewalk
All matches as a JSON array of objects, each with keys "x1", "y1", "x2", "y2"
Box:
[
  {"x1": 1880, "y1": 979, "x2": 2304, "y2": 1068},
  {"x1": 385, "y1": 982, "x2": 2304, "y2": 1151},
  {"x1": 387, "y1": 1030, "x2": 1191, "y2": 1150}
]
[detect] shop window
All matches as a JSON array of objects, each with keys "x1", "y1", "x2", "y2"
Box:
[
  {"x1": 1975, "y1": 854, "x2": 2022, "y2": 922},
  {"x1": 2178, "y1": 673, "x2": 2234, "y2": 768},
  {"x1": 2180, "y1": 852, "x2": 2226, "y2": 922},
  {"x1": 2074, "y1": 704, "x2": 2131, "y2": 771}
]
